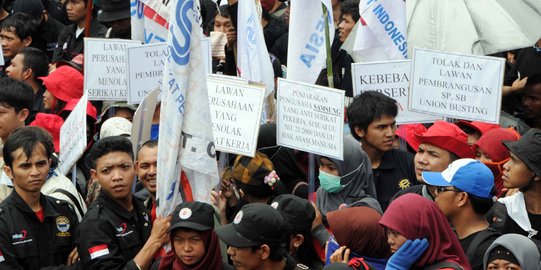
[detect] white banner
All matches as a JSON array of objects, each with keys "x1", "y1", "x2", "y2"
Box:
[
  {"x1": 84, "y1": 38, "x2": 140, "y2": 101},
  {"x1": 287, "y1": 0, "x2": 334, "y2": 83},
  {"x1": 127, "y1": 43, "x2": 167, "y2": 104},
  {"x1": 352, "y1": 60, "x2": 441, "y2": 124},
  {"x1": 237, "y1": 0, "x2": 275, "y2": 97},
  {"x1": 59, "y1": 96, "x2": 88, "y2": 175},
  {"x1": 157, "y1": 0, "x2": 218, "y2": 217},
  {"x1": 358, "y1": 0, "x2": 407, "y2": 60},
  {"x1": 277, "y1": 78, "x2": 344, "y2": 160},
  {"x1": 409, "y1": 48, "x2": 505, "y2": 123},
  {"x1": 207, "y1": 77, "x2": 265, "y2": 157}
]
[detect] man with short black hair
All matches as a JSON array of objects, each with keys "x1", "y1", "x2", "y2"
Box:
[
  {"x1": 520, "y1": 73, "x2": 541, "y2": 129},
  {"x1": 215, "y1": 203, "x2": 303, "y2": 270},
  {"x1": 347, "y1": 91, "x2": 417, "y2": 210},
  {"x1": 424, "y1": 159, "x2": 500, "y2": 270},
  {"x1": 135, "y1": 140, "x2": 158, "y2": 221},
  {"x1": 77, "y1": 136, "x2": 170, "y2": 269},
  {"x1": 337, "y1": 0, "x2": 359, "y2": 43},
  {"x1": 0, "y1": 13, "x2": 36, "y2": 76},
  {"x1": 6, "y1": 47, "x2": 49, "y2": 124},
  {"x1": 0, "y1": 126, "x2": 79, "y2": 268}
]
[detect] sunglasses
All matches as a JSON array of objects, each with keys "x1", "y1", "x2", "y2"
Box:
[{"x1": 435, "y1": 186, "x2": 462, "y2": 194}]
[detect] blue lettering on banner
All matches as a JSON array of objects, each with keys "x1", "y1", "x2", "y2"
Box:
[
  {"x1": 130, "y1": 0, "x2": 143, "y2": 18},
  {"x1": 166, "y1": 179, "x2": 177, "y2": 200},
  {"x1": 300, "y1": 15, "x2": 325, "y2": 68},
  {"x1": 144, "y1": 29, "x2": 166, "y2": 44},
  {"x1": 372, "y1": 3, "x2": 407, "y2": 57},
  {"x1": 170, "y1": 0, "x2": 193, "y2": 65},
  {"x1": 246, "y1": 14, "x2": 256, "y2": 44}
]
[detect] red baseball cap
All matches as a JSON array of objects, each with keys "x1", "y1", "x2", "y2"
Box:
[
  {"x1": 415, "y1": 121, "x2": 475, "y2": 158},
  {"x1": 473, "y1": 128, "x2": 521, "y2": 162},
  {"x1": 456, "y1": 120, "x2": 500, "y2": 135},
  {"x1": 396, "y1": 124, "x2": 427, "y2": 151},
  {"x1": 39, "y1": 66, "x2": 83, "y2": 103},
  {"x1": 29, "y1": 113, "x2": 64, "y2": 153}
]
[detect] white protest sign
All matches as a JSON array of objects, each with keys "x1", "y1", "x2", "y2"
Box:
[
  {"x1": 352, "y1": 60, "x2": 442, "y2": 124},
  {"x1": 201, "y1": 37, "x2": 212, "y2": 75},
  {"x1": 84, "y1": 38, "x2": 140, "y2": 101},
  {"x1": 207, "y1": 77, "x2": 265, "y2": 157},
  {"x1": 127, "y1": 43, "x2": 167, "y2": 104},
  {"x1": 59, "y1": 95, "x2": 88, "y2": 175},
  {"x1": 131, "y1": 87, "x2": 160, "y2": 155},
  {"x1": 0, "y1": 44, "x2": 4, "y2": 66},
  {"x1": 277, "y1": 78, "x2": 344, "y2": 160},
  {"x1": 409, "y1": 48, "x2": 505, "y2": 123}
]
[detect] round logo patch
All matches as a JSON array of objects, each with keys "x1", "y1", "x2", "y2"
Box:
[
  {"x1": 56, "y1": 216, "x2": 70, "y2": 232},
  {"x1": 179, "y1": 208, "x2": 192, "y2": 220},
  {"x1": 270, "y1": 202, "x2": 279, "y2": 209},
  {"x1": 233, "y1": 211, "x2": 243, "y2": 224}
]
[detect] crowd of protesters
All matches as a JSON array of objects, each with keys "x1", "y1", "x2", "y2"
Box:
[{"x1": 0, "y1": 0, "x2": 539, "y2": 269}]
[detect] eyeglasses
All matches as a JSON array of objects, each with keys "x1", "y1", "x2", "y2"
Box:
[{"x1": 435, "y1": 186, "x2": 462, "y2": 194}]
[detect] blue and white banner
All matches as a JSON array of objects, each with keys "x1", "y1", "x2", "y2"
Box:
[
  {"x1": 237, "y1": 0, "x2": 275, "y2": 97},
  {"x1": 287, "y1": 0, "x2": 334, "y2": 83},
  {"x1": 356, "y1": 0, "x2": 407, "y2": 60},
  {"x1": 157, "y1": 0, "x2": 218, "y2": 217},
  {"x1": 130, "y1": 0, "x2": 170, "y2": 44}
]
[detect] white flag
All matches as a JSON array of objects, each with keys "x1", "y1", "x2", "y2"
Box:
[
  {"x1": 287, "y1": 0, "x2": 334, "y2": 83},
  {"x1": 157, "y1": 0, "x2": 218, "y2": 217},
  {"x1": 237, "y1": 0, "x2": 275, "y2": 97},
  {"x1": 355, "y1": 0, "x2": 407, "y2": 60},
  {"x1": 130, "y1": 0, "x2": 170, "y2": 44}
]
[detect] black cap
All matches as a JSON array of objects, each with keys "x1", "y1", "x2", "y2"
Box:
[
  {"x1": 215, "y1": 203, "x2": 289, "y2": 247},
  {"x1": 12, "y1": 0, "x2": 44, "y2": 18},
  {"x1": 98, "y1": 0, "x2": 130, "y2": 22},
  {"x1": 169, "y1": 202, "x2": 215, "y2": 232},
  {"x1": 271, "y1": 194, "x2": 315, "y2": 234},
  {"x1": 503, "y1": 128, "x2": 541, "y2": 177}
]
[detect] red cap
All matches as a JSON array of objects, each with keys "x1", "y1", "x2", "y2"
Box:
[
  {"x1": 29, "y1": 113, "x2": 64, "y2": 152},
  {"x1": 473, "y1": 128, "x2": 521, "y2": 162},
  {"x1": 39, "y1": 66, "x2": 83, "y2": 102},
  {"x1": 396, "y1": 124, "x2": 427, "y2": 151},
  {"x1": 456, "y1": 120, "x2": 500, "y2": 135},
  {"x1": 60, "y1": 98, "x2": 98, "y2": 120},
  {"x1": 415, "y1": 121, "x2": 475, "y2": 158}
]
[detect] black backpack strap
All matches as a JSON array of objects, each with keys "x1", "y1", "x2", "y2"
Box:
[
  {"x1": 423, "y1": 261, "x2": 463, "y2": 270},
  {"x1": 52, "y1": 188, "x2": 85, "y2": 218},
  {"x1": 465, "y1": 229, "x2": 501, "y2": 260}
]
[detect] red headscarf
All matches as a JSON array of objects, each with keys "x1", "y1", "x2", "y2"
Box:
[
  {"x1": 379, "y1": 194, "x2": 471, "y2": 270},
  {"x1": 158, "y1": 230, "x2": 223, "y2": 270},
  {"x1": 327, "y1": 206, "x2": 391, "y2": 259}
]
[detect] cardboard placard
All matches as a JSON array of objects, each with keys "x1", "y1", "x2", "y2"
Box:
[
  {"x1": 84, "y1": 38, "x2": 140, "y2": 101},
  {"x1": 59, "y1": 95, "x2": 88, "y2": 175},
  {"x1": 207, "y1": 77, "x2": 265, "y2": 157},
  {"x1": 277, "y1": 78, "x2": 344, "y2": 160},
  {"x1": 127, "y1": 43, "x2": 167, "y2": 104},
  {"x1": 352, "y1": 60, "x2": 442, "y2": 124},
  {"x1": 409, "y1": 48, "x2": 505, "y2": 123}
]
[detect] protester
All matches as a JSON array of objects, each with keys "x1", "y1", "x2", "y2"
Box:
[
  {"x1": 347, "y1": 91, "x2": 417, "y2": 211},
  {"x1": 337, "y1": 0, "x2": 358, "y2": 43},
  {"x1": 473, "y1": 128, "x2": 521, "y2": 197},
  {"x1": 394, "y1": 123, "x2": 427, "y2": 153},
  {"x1": 393, "y1": 121, "x2": 475, "y2": 201},
  {"x1": 5, "y1": 47, "x2": 48, "y2": 124},
  {"x1": 489, "y1": 128, "x2": 541, "y2": 242},
  {"x1": 455, "y1": 120, "x2": 500, "y2": 146},
  {"x1": 423, "y1": 159, "x2": 499, "y2": 270},
  {"x1": 271, "y1": 194, "x2": 323, "y2": 269},
  {"x1": 316, "y1": 135, "x2": 379, "y2": 218},
  {"x1": 520, "y1": 73, "x2": 541, "y2": 129},
  {"x1": 157, "y1": 201, "x2": 233, "y2": 270},
  {"x1": 326, "y1": 206, "x2": 390, "y2": 270},
  {"x1": 98, "y1": 0, "x2": 131, "y2": 39},
  {"x1": 380, "y1": 193, "x2": 471, "y2": 270},
  {"x1": 0, "y1": 126, "x2": 79, "y2": 268},
  {"x1": 40, "y1": 65, "x2": 84, "y2": 114},
  {"x1": 77, "y1": 136, "x2": 171, "y2": 269},
  {"x1": 215, "y1": 203, "x2": 304, "y2": 270},
  {"x1": 135, "y1": 140, "x2": 158, "y2": 222},
  {"x1": 0, "y1": 13, "x2": 36, "y2": 70},
  {"x1": 483, "y1": 234, "x2": 541, "y2": 270}
]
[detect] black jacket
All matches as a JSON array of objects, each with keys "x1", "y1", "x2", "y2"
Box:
[
  {"x1": 52, "y1": 19, "x2": 107, "y2": 63},
  {"x1": 77, "y1": 192, "x2": 152, "y2": 270},
  {"x1": 0, "y1": 191, "x2": 78, "y2": 269}
]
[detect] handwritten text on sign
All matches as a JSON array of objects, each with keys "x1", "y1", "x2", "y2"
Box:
[
  {"x1": 409, "y1": 48, "x2": 504, "y2": 123},
  {"x1": 277, "y1": 78, "x2": 344, "y2": 160},
  {"x1": 207, "y1": 76, "x2": 265, "y2": 157},
  {"x1": 84, "y1": 38, "x2": 140, "y2": 101},
  {"x1": 352, "y1": 60, "x2": 441, "y2": 124}
]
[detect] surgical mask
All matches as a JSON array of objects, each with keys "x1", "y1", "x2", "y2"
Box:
[{"x1": 319, "y1": 170, "x2": 343, "y2": 193}]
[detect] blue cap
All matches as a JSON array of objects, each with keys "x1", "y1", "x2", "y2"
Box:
[{"x1": 422, "y1": 159, "x2": 494, "y2": 199}]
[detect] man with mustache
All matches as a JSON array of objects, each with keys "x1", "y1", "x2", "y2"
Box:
[{"x1": 135, "y1": 140, "x2": 158, "y2": 223}]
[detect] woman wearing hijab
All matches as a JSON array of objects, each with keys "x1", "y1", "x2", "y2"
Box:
[
  {"x1": 326, "y1": 206, "x2": 390, "y2": 270},
  {"x1": 158, "y1": 202, "x2": 232, "y2": 270},
  {"x1": 483, "y1": 234, "x2": 541, "y2": 270},
  {"x1": 380, "y1": 193, "x2": 471, "y2": 270},
  {"x1": 316, "y1": 135, "x2": 379, "y2": 217},
  {"x1": 473, "y1": 128, "x2": 521, "y2": 197}
]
